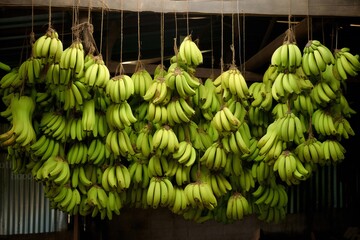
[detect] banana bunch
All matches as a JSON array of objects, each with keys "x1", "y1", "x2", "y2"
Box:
[
  {"x1": 127, "y1": 186, "x2": 149, "y2": 209},
  {"x1": 165, "y1": 65, "x2": 200, "y2": 98},
  {"x1": 302, "y1": 40, "x2": 335, "y2": 76},
  {"x1": 135, "y1": 124, "x2": 153, "y2": 157},
  {"x1": 312, "y1": 109, "x2": 337, "y2": 136},
  {"x1": 146, "y1": 103, "x2": 167, "y2": 124},
  {"x1": 101, "y1": 165, "x2": 131, "y2": 192},
  {"x1": 223, "y1": 153, "x2": 244, "y2": 176},
  {"x1": 207, "y1": 173, "x2": 232, "y2": 197},
  {"x1": 166, "y1": 98, "x2": 196, "y2": 125},
  {"x1": 106, "y1": 74, "x2": 134, "y2": 103},
  {"x1": 148, "y1": 154, "x2": 168, "y2": 177},
  {"x1": 172, "y1": 141, "x2": 197, "y2": 167},
  {"x1": 213, "y1": 67, "x2": 249, "y2": 100},
  {"x1": 152, "y1": 125, "x2": 179, "y2": 153},
  {"x1": 190, "y1": 124, "x2": 215, "y2": 151},
  {"x1": 334, "y1": 117, "x2": 355, "y2": 140},
  {"x1": 333, "y1": 47, "x2": 360, "y2": 80},
  {"x1": 257, "y1": 205, "x2": 287, "y2": 223},
  {"x1": 252, "y1": 182, "x2": 288, "y2": 209},
  {"x1": 70, "y1": 165, "x2": 96, "y2": 189},
  {"x1": 47, "y1": 186, "x2": 81, "y2": 214},
  {"x1": 0, "y1": 96, "x2": 36, "y2": 147},
  {"x1": 293, "y1": 93, "x2": 315, "y2": 116},
  {"x1": 337, "y1": 93, "x2": 357, "y2": 117},
  {"x1": 199, "y1": 78, "x2": 221, "y2": 119},
  {"x1": 35, "y1": 156, "x2": 70, "y2": 186},
  {"x1": 46, "y1": 63, "x2": 68, "y2": 86},
  {"x1": 56, "y1": 187, "x2": 82, "y2": 214},
  {"x1": 273, "y1": 150, "x2": 310, "y2": 185},
  {"x1": 64, "y1": 116, "x2": 86, "y2": 141},
  {"x1": 33, "y1": 29, "x2": 63, "y2": 64},
  {"x1": 102, "y1": 190, "x2": 124, "y2": 219},
  {"x1": 226, "y1": 193, "x2": 251, "y2": 220},
  {"x1": 87, "y1": 139, "x2": 110, "y2": 165},
  {"x1": 211, "y1": 106, "x2": 241, "y2": 133},
  {"x1": 272, "y1": 102, "x2": 289, "y2": 119},
  {"x1": 310, "y1": 80, "x2": 338, "y2": 105},
  {"x1": 271, "y1": 72, "x2": 305, "y2": 101},
  {"x1": 59, "y1": 40, "x2": 84, "y2": 78},
  {"x1": 7, "y1": 148, "x2": 29, "y2": 174},
  {"x1": 249, "y1": 82, "x2": 273, "y2": 111},
  {"x1": 322, "y1": 139, "x2": 346, "y2": 163},
  {"x1": 271, "y1": 42, "x2": 302, "y2": 72},
  {"x1": 221, "y1": 130, "x2": 251, "y2": 155},
  {"x1": 251, "y1": 161, "x2": 273, "y2": 184},
  {"x1": 200, "y1": 142, "x2": 227, "y2": 171},
  {"x1": 35, "y1": 91, "x2": 54, "y2": 108},
  {"x1": 66, "y1": 142, "x2": 88, "y2": 165},
  {"x1": 257, "y1": 122, "x2": 284, "y2": 160},
  {"x1": 231, "y1": 168, "x2": 255, "y2": 192},
  {"x1": 128, "y1": 160, "x2": 150, "y2": 187},
  {"x1": 276, "y1": 112, "x2": 305, "y2": 143},
  {"x1": 81, "y1": 99, "x2": 96, "y2": 131},
  {"x1": 106, "y1": 129, "x2": 135, "y2": 156},
  {"x1": 248, "y1": 106, "x2": 271, "y2": 128},
  {"x1": 39, "y1": 111, "x2": 66, "y2": 141},
  {"x1": 106, "y1": 101, "x2": 137, "y2": 130},
  {"x1": 30, "y1": 135, "x2": 61, "y2": 161},
  {"x1": 86, "y1": 185, "x2": 109, "y2": 211},
  {"x1": 146, "y1": 177, "x2": 174, "y2": 208},
  {"x1": 0, "y1": 61, "x2": 11, "y2": 72},
  {"x1": 83, "y1": 57, "x2": 110, "y2": 88},
  {"x1": 174, "y1": 163, "x2": 191, "y2": 186},
  {"x1": 182, "y1": 208, "x2": 213, "y2": 223},
  {"x1": 184, "y1": 181, "x2": 217, "y2": 210},
  {"x1": 0, "y1": 68, "x2": 22, "y2": 89},
  {"x1": 135, "y1": 124, "x2": 154, "y2": 157},
  {"x1": 178, "y1": 35, "x2": 203, "y2": 66},
  {"x1": 143, "y1": 78, "x2": 171, "y2": 105},
  {"x1": 295, "y1": 137, "x2": 324, "y2": 164},
  {"x1": 17, "y1": 57, "x2": 43, "y2": 85},
  {"x1": 168, "y1": 186, "x2": 189, "y2": 214},
  {"x1": 131, "y1": 68, "x2": 153, "y2": 97}
]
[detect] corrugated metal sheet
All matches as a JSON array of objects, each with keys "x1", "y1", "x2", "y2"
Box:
[{"x1": 0, "y1": 153, "x2": 67, "y2": 235}]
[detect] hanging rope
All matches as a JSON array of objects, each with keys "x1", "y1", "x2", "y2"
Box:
[
  {"x1": 231, "y1": 13, "x2": 236, "y2": 66},
  {"x1": 186, "y1": 0, "x2": 189, "y2": 36},
  {"x1": 160, "y1": 11, "x2": 165, "y2": 68},
  {"x1": 137, "y1": 1, "x2": 141, "y2": 62},
  {"x1": 242, "y1": 11, "x2": 245, "y2": 73},
  {"x1": 210, "y1": 16, "x2": 214, "y2": 78},
  {"x1": 118, "y1": 0, "x2": 124, "y2": 75},
  {"x1": 220, "y1": 0, "x2": 224, "y2": 73},
  {"x1": 237, "y1": 0, "x2": 242, "y2": 68},
  {"x1": 307, "y1": 0, "x2": 311, "y2": 41},
  {"x1": 48, "y1": 0, "x2": 52, "y2": 29},
  {"x1": 29, "y1": 0, "x2": 35, "y2": 46},
  {"x1": 99, "y1": 6, "x2": 105, "y2": 56}
]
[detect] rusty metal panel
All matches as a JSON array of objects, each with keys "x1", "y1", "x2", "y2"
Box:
[{"x1": 0, "y1": 153, "x2": 67, "y2": 235}]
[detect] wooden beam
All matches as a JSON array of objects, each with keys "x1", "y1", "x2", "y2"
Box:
[{"x1": 1, "y1": 0, "x2": 360, "y2": 17}]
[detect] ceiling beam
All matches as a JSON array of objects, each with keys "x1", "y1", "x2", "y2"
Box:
[{"x1": 1, "y1": 0, "x2": 360, "y2": 17}]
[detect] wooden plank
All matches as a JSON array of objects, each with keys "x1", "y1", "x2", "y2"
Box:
[{"x1": 0, "y1": 0, "x2": 360, "y2": 17}]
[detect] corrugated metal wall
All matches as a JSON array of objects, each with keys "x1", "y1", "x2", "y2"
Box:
[{"x1": 0, "y1": 153, "x2": 67, "y2": 235}]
